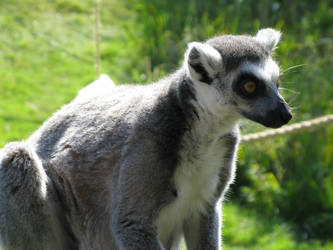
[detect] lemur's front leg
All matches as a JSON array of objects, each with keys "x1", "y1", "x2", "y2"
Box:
[
  {"x1": 184, "y1": 202, "x2": 221, "y2": 250},
  {"x1": 183, "y1": 131, "x2": 239, "y2": 250},
  {"x1": 110, "y1": 144, "x2": 176, "y2": 250}
]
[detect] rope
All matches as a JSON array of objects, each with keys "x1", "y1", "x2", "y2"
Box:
[
  {"x1": 242, "y1": 114, "x2": 333, "y2": 143},
  {"x1": 93, "y1": 0, "x2": 101, "y2": 76}
]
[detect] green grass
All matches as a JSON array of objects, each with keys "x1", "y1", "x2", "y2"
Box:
[
  {"x1": 0, "y1": 0, "x2": 134, "y2": 146},
  {"x1": 0, "y1": 0, "x2": 97, "y2": 145},
  {"x1": 222, "y1": 203, "x2": 333, "y2": 250}
]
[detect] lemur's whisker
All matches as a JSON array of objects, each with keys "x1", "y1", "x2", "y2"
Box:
[
  {"x1": 279, "y1": 87, "x2": 300, "y2": 95},
  {"x1": 282, "y1": 64, "x2": 306, "y2": 74}
]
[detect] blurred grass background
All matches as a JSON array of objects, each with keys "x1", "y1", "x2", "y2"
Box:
[{"x1": 0, "y1": 0, "x2": 333, "y2": 249}]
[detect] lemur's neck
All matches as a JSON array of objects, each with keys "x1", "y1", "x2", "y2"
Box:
[{"x1": 168, "y1": 68, "x2": 239, "y2": 143}]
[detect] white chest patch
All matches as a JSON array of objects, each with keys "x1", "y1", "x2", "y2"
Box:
[{"x1": 154, "y1": 136, "x2": 231, "y2": 247}]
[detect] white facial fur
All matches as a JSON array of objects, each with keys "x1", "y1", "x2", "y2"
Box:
[
  {"x1": 240, "y1": 58, "x2": 280, "y2": 92},
  {"x1": 184, "y1": 42, "x2": 228, "y2": 116},
  {"x1": 184, "y1": 28, "x2": 282, "y2": 117}
]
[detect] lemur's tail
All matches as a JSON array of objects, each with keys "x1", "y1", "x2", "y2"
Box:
[
  {"x1": 0, "y1": 142, "x2": 48, "y2": 200},
  {"x1": 0, "y1": 142, "x2": 50, "y2": 249}
]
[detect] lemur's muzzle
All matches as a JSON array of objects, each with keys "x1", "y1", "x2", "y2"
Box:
[
  {"x1": 263, "y1": 100, "x2": 292, "y2": 128},
  {"x1": 278, "y1": 101, "x2": 292, "y2": 124},
  {"x1": 241, "y1": 98, "x2": 292, "y2": 128}
]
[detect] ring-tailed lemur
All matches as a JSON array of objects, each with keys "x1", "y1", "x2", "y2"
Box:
[{"x1": 0, "y1": 28, "x2": 291, "y2": 250}]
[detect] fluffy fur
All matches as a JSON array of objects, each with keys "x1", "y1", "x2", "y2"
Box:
[{"x1": 0, "y1": 28, "x2": 291, "y2": 250}]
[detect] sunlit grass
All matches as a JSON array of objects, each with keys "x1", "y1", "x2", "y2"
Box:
[
  {"x1": 222, "y1": 203, "x2": 333, "y2": 250},
  {"x1": 0, "y1": 0, "x2": 97, "y2": 146}
]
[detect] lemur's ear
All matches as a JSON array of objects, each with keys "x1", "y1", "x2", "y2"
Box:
[
  {"x1": 255, "y1": 28, "x2": 281, "y2": 51},
  {"x1": 185, "y1": 42, "x2": 222, "y2": 84}
]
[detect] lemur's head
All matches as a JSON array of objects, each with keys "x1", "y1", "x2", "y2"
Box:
[{"x1": 184, "y1": 28, "x2": 292, "y2": 128}]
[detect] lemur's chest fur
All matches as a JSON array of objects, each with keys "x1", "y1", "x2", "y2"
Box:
[{"x1": 155, "y1": 123, "x2": 237, "y2": 246}]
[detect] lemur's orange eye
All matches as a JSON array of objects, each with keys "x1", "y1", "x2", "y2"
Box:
[
  {"x1": 276, "y1": 77, "x2": 281, "y2": 88},
  {"x1": 244, "y1": 81, "x2": 256, "y2": 94}
]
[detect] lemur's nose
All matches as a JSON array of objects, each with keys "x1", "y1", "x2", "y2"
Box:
[{"x1": 279, "y1": 102, "x2": 292, "y2": 124}]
